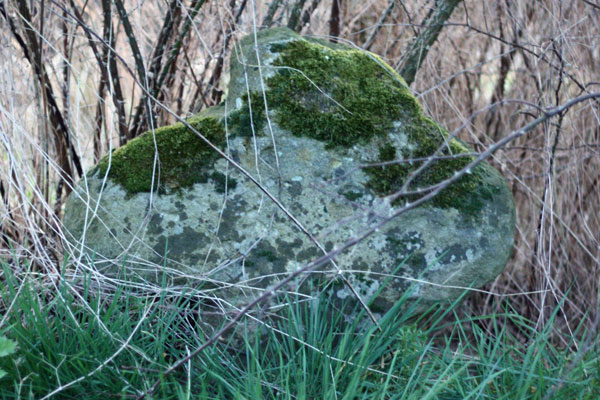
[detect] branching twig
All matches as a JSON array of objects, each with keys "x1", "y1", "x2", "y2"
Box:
[
  {"x1": 130, "y1": 0, "x2": 207, "y2": 136},
  {"x1": 329, "y1": 0, "x2": 342, "y2": 42},
  {"x1": 287, "y1": 0, "x2": 306, "y2": 32},
  {"x1": 204, "y1": 0, "x2": 246, "y2": 105},
  {"x1": 3, "y1": 0, "x2": 83, "y2": 193},
  {"x1": 399, "y1": 0, "x2": 463, "y2": 85},
  {"x1": 113, "y1": 0, "x2": 147, "y2": 92},
  {"x1": 68, "y1": 0, "x2": 131, "y2": 145},
  {"x1": 129, "y1": 0, "x2": 182, "y2": 136},
  {"x1": 445, "y1": 22, "x2": 590, "y2": 95},
  {"x1": 363, "y1": 0, "x2": 395, "y2": 50}
]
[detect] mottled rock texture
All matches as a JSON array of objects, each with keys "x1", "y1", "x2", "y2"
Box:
[{"x1": 63, "y1": 28, "x2": 515, "y2": 316}]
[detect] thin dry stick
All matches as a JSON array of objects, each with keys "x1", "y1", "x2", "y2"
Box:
[
  {"x1": 137, "y1": 91, "x2": 600, "y2": 400},
  {"x1": 113, "y1": 0, "x2": 148, "y2": 93},
  {"x1": 445, "y1": 22, "x2": 591, "y2": 95},
  {"x1": 129, "y1": 0, "x2": 183, "y2": 136},
  {"x1": 399, "y1": 0, "x2": 463, "y2": 85},
  {"x1": 154, "y1": 0, "x2": 208, "y2": 102},
  {"x1": 68, "y1": 0, "x2": 130, "y2": 144},
  {"x1": 4, "y1": 1, "x2": 83, "y2": 187},
  {"x1": 204, "y1": 0, "x2": 247, "y2": 105},
  {"x1": 262, "y1": 0, "x2": 283, "y2": 27},
  {"x1": 287, "y1": 0, "x2": 307, "y2": 31},
  {"x1": 363, "y1": 0, "x2": 395, "y2": 50}
]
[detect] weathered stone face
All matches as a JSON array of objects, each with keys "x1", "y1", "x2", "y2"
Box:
[{"x1": 63, "y1": 28, "x2": 515, "y2": 315}]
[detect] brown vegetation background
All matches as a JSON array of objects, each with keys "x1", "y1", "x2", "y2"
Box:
[{"x1": 0, "y1": 0, "x2": 599, "y2": 343}]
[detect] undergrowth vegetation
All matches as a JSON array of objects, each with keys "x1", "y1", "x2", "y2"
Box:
[{"x1": 1, "y1": 261, "x2": 598, "y2": 399}]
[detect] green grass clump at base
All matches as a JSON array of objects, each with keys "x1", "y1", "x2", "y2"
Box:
[
  {"x1": 1, "y1": 260, "x2": 598, "y2": 399},
  {"x1": 97, "y1": 116, "x2": 225, "y2": 194},
  {"x1": 0, "y1": 336, "x2": 16, "y2": 380}
]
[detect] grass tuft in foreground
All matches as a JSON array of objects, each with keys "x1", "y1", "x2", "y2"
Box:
[{"x1": 0, "y1": 261, "x2": 598, "y2": 399}]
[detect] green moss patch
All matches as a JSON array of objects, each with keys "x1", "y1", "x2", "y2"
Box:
[
  {"x1": 363, "y1": 118, "x2": 477, "y2": 211},
  {"x1": 97, "y1": 116, "x2": 226, "y2": 194},
  {"x1": 266, "y1": 40, "x2": 419, "y2": 147},
  {"x1": 226, "y1": 92, "x2": 266, "y2": 138},
  {"x1": 261, "y1": 39, "x2": 486, "y2": 215}
]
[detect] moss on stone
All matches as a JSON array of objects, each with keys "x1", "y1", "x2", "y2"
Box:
[
  {"x1": 341, "y1": 190, "x2": 364, "y2": 201},
  {"x1": 226, "y1": 91, "x2": 266, "y2": 137},
  {"x1": 260, "y1": 38, "x2": 486, "y2": 215},
  {"x1": 97, "y1": 116, "x2": 225, "y2": 194},
  {"x1": 266, "y1": 39, "x2": 419, "y2": 148},
  {"x1": 99, "y1": 32, "x2": 495, "y2": 216},
  {"x1": 363, "y1": 118, "x2": 478, "y2": 211}
]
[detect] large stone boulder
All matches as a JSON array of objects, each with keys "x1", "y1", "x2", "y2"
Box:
[{"x1": 63, "y1": 28, "x2": 515, "y2": 315}]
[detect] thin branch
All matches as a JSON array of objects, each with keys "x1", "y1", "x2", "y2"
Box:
[
  {"x1": 67, "y1": 0, "x2": 130, "y2": 145},
  {"x1": 363, "y1": 0, "x2": 395, "y2": 50},
  {"x1": 446, "y1": 22, "x2": 590, "y2": 94},
  {"x1": 131, "y1": 0, "x2": 207, "y2": 136},
  {"x1": 399, "y1": 0, "x2": 463, "y2": 85},
  {"x1": 204, "y1": 0, "x2": 244, "y2": 105},
  {"x1": 3, "y1": 1, "x2": 83, "y2": 191},
  {"x1": 262, "y1": 0, "x2": 283, "y2": 27},
  {"x1": 113, "y1": 0, "x2": 149, "y2": 130},
  {"x1": 329, "y1": 0, "x2": 342, "y2": 42},
  {"x1": 129, "y1": 0, "x2": 182, "y2": 136},
  {"x1": 113, "y1": 0, "x2": 147, "y2": 91},
  {"x1": 154, "y1": 0, "x2": 207, "y2": 105},
  {"x1": 102, "y1": 0, "x2": 130, "y2": 143},
  {"x1": 582, "y1": 0, "x2": 600, "y2": 11},
  {"x1": 287, "y1": 0, "x2": 306, "y2": 32}
]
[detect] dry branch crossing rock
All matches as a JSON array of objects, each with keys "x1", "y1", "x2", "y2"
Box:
[{"x1": 63, "y1": 28, "x2": 515, "y2": 316}]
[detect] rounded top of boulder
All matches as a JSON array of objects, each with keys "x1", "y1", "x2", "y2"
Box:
[{"x1": 225, "y1": 27, "x2": 508, "y2": 217}]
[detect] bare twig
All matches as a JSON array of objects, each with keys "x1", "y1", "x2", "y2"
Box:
[
  {"x1": 363, "y1": 0, "x2": 395, "y2": 50},
  {"x1": 287, "y1": 0, "x2": 306, "y2": 32},
  {"x1": 445, "y1": 22, "x2": 590, "y2": 95},
  {"x1": 68, "y1": 0, "x2": 131, "y2": 145},
  {"x1": 204, "y1": 0, "x2": 244, "y2": 105},
  {"x1": 3, "y1": 0, "x2": 83, "y2": 194},
  {"x1": 129, "y1": 0, "x2": 183, "y2": 136},
  {"x1": 399, "y1": 0, "x2": 463, "y2": 85},
  {"x1": 113, "y1": 0, "x2": 147, "y2": 91},
  {"x1": 329, "y1": 0, "x2": 342, "y2": 42},
  {"x1": 262, "y1": 0, "x2": 283, "y2": 27}
]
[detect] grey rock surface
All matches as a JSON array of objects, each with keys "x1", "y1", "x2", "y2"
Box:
[{"x1": 63, "y1": 28, "x2": 515, "y2": 316}]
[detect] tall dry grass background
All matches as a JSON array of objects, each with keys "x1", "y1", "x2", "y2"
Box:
[{"x1": 0, "y1": 0, "x2": 599, "y2": 349}]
